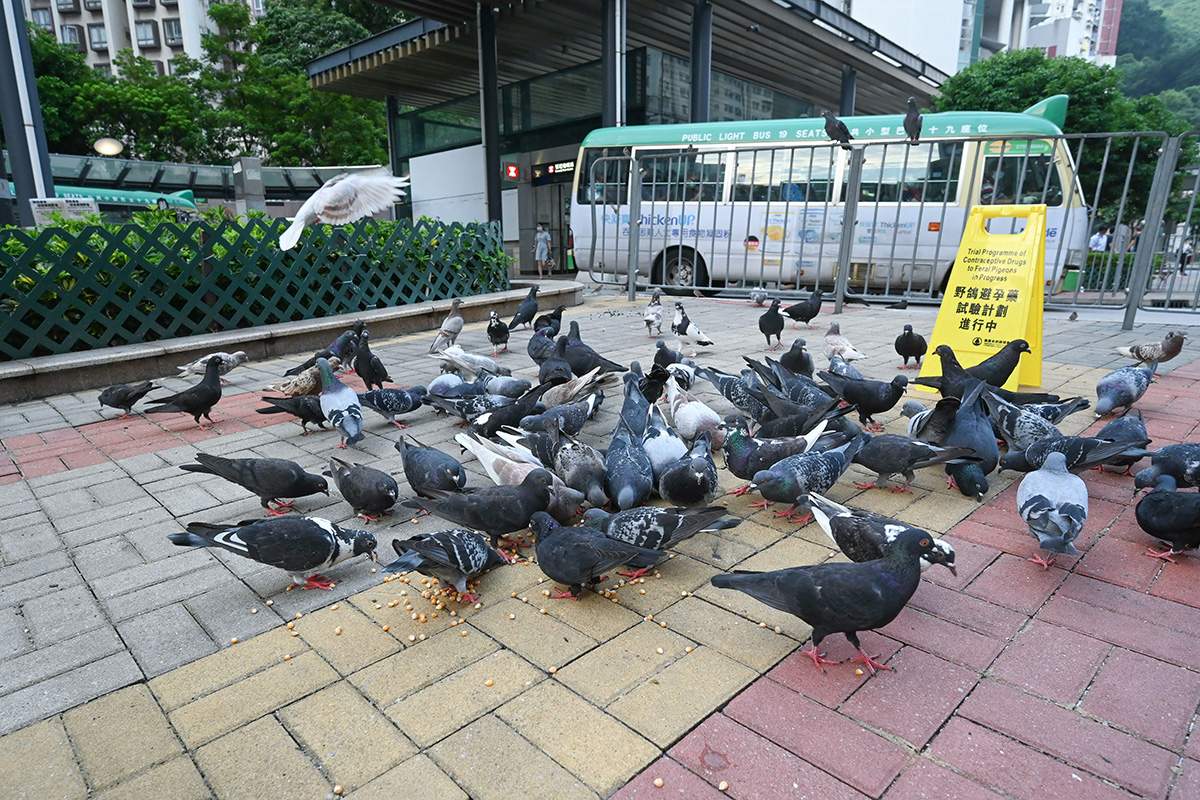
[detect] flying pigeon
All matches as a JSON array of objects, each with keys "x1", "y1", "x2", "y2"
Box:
[
  {"x1": 819, "y1": 372, "x2": 908, "y2": 432},
  {"x1": 98, "y1": 381, "x2": 158, "y2": 418},
  {"x1": 401, "y1": 468, "x2": 554, "y2": 550},
  {"x1": 395, "y1": 434, "x2": 467, "y2": 498},
  {"x1": 317, "y1": 357, "x2": 364, "y2": 448},
  {"x1": 509, "y1": 285, "x2": 540, "y2": 329},
  {"x1": 267, "y1": 357, "x2": 342, "y2": 396},
  {"x1": 541, "y1": 367, "x2": 617, "y2": 409},
  {"x1": 533, "y1": 305, "x2": 566, "y2": 337},
  {"x1": 1017, "y1": 451, "x2": 1087, "y2": 569},
  {"x1": 822, "y1": 110, "x2": 853, "y2": 150},
  {"x1": 1094, "y1": 363, "x2": 1154, "y2": 417},
  {"x1": 605, "y1": 416, "x2": 656, "y2": 511},
  {"x1": 1135, "y1": 474, "x2": 1200, "y2": 563},
  {"x1": 1133, "y1": 443, "x2": 1200, "y2": 490},
  {"x1": 144, "y1": 356, "x2": 223, "y2": 428},
  {"x1": 822, "y1": 322, "x2": 866, "y2": 361},
  {"x1": 801, "y1": 492, "x2": 955, "y2": 571},
  {"x1": 582, "y1": 505, "x2": 741, "y2": 578},
  {"x1": 894, "y1": 325, "x2": 926, "y2": 369},
  {"x1": 521, "y1": 393, "x2": 602, "y2": 437},
  {"x1": 780, "y1": 339, "x2": 814, "y2": 377},
  {"x1": 711, "y1": 528, "x2": 954, "y2": 675},
  {"x1": 487, "y1": 310, "x2": 510, "y2": 356},
  {"x1": 177, "y1": 351, "x2": 249, "y2": 383},
  {"x1": 644, "y1": 290, "x2": 664, "y2": 337},
  {"x1": 903, "y1": 97, "x2": 922, "y2": 144},
  {"x1": 429, "y1": 298, "x2": 465, "y2": 354},
  {"x1": 168, "y1": 516, "x2": 376, "y2": 590},
  {"x1": 284, "y1": 331, "x2": 359, "y2": 377},
  {"x1": 528, "y1": 511, "x2": 666, "y2": 598},
  {"x1": 358, "y1": 387, "x2": 426, "y2": 428},
  {"x1": 279, "y1": 169, "x2": 408, "y2": 251},
  {"x1": 748, "y1": 434, "x2": 868, "y2": 522},
  {"x1": 325, "y1": 456, "x2": 398, "y2": 522},
  {"x1": 672, "y1": 302, "x2": 715, "y2": 356},
  {"x1": 915, "y1": 345, "x2": 1059, "y2": 405},
  {"x1": 965, "y1": 339, "x2": 1031, "y2": 387},
  {"x1": 759, "y1": 298, "x2": 785, "y2": 350},
  {"x1": 657, "y1": 430, "x2": 719, "y2": 507},
  {"x1": 255, "y1": 395, "x2": 328, "y2": 434},
  {"x1": 852, "y1": 434, "x2": 978, "y2": 492},
  {"x1": 1115, "y1": 331, "x2": 1186, "y2": 371},
  {"x1": 382, "y1": 530, "x2": 509, "y2": 602},
  {"x1": 783, "y1": 289, "x2": 823, "y2": 330},
  {"x1": 179, "y1": 453, "x2": 329, "y2": 515}
]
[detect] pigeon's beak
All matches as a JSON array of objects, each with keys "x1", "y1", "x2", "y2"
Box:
[
  {"x1": 370, "y1": 550, "x2": 378, "y2": 563},
  {"x1": 946, "y1": 563, "x2": 957, "y2": 577}
]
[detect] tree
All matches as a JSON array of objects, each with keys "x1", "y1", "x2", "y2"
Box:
[{"x1": 20, "y1": 25, "x2": 96, "y2": 154}]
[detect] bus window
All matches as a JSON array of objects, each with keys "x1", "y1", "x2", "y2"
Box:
[
  {"x1": 639, "y1": 151, "x2": 726, "y2": 202},
  {"x1": 980, "y1": 153, "x2": 1063, "y2": 206},
  {"x1": 852, "y1": 143, "x2": 963, "y2": 204},
  {"x1": 731, "y1": 148, "x2": 835, "y2": 203},
  {"x1": 577, "y1": 148, "x2": 630, "y2": 205}
]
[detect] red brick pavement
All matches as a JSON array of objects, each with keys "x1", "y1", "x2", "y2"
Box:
[{"x1": 613, "y1": 359, "x2": 1200, "y2": 800}]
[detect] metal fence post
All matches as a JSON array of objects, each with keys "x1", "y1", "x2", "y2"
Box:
[
  {"x1": 833, "y1": 147, "x2": 864, "y2": 314},
  {"x1": 627, "y1": 156, "x2": 642, "y2": 301},
  {"x1": 1122, "y1": 137, "x2": 1183, "y2": 330}
]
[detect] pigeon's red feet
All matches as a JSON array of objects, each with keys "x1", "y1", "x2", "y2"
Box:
[
  {"x1": 220, "y1": 378, "x2": 231, "y2": 385},
  {"x1": 864, "y1": 422, "x2": 885, "y2": 433},
  {"x1": 550, "y1": 588, "x2": 579, "y2": 600},
  {"x1": 392, "y1": 421, "x2": 410, "y2": 429},
  {"x1": 727, "y1": 484, "x2": 753, "y2": 496},
  {"x1": 497, "y1": 549, "x2": 521, "y2": 564},
  {"x1": 946, "y1": 475, "x2": 958, "y2": 490},
  {"x1": 801, "y1": 642, "x2": 839, "y2": 674},
  {"x1": 1027, "y1": 551, "x2": 1056, "y2": 570},
  {"x1": 496, "y1": 535, "x2": 529, "y2": 549},
  {"x1": 455, "y1": 420, "x2": 469, "y2": 427},
  {"x1": 302, "y1": 574, "x2": 336, "y2": 590},
  {"x1": 336, "y1": 442, "x2": 349, "y2": 449},
  {"x1": 774, "y1": 507, "x2": 798, "y2": 519},
  {"x1": 890, "y1": 485, "x2": 914, "y2": 494},
  {"x1": 749, "y1": 499, "x2": 773, "y2": 509},
  {"x1": 1144, "y1": 548, "x2": 1180, "y2": 564},
  {"x1": 790, "y1": 511, "x2": 814, "y2": 526},
  {"x1": 854, "y1": 482, "x2": 881, "y2": 491},
  {"x1": 460, "y1": 592, "x2": 480, "y2": 604},
  {"x1": 850, "y1": 648, "x2": 895, "y2": 676},
  {"x1": 618, "y1": 567, "x2": 653, "y2": 580},
  {"x1": 359, "y1": 511, "x2": 391, "y2": 523}
]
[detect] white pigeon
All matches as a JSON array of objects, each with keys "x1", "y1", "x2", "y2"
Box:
[
  {"x1": 429, "y1": 298, "x2": 464, "y2": 354},
  {"x1": 671, "y1": 302, "x2": 715, "y2": 357},
  {"x1": 177, "y1": 351, "x2": 248, "y2": 383},
  {"x1": 822, "y1": 321, "x2": 867, "y2": 361},
  {"x1": 663, "y1": 375, "x2": 724, "y2": 448},
  {"x1": 430, "y1": 345, "x2": 511, "y2": 377},
  {"x1": 279, "y1": 169, "x2": 409, "y2": 251},
  {"x1": 1016, "y1": 451, "x2": 1088, "y2": 570},
  {"x1": 643, "y1": 289, "x2": 663, "y2": 338}
]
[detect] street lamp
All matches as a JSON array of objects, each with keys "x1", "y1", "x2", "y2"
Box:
[{"x1": 93, "y1": 137, "x2": 124, "y2": 156}]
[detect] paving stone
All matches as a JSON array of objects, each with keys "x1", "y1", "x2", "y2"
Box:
[
  {"x1": 0, "y1": 718, "x2": 87, "y2": 800},
  {"x1": 921, "y1": 536, "x2": 998, "y2": 591},
  {"x1": 989, "y1": 620, "x2": 1110, "y2": 704},
  {"x1": 195, "y1": 715, "x2": 331, "y2": 800},
  {"x1": 350, "y1": 625, "x2": 498, "y2": 708},
  {"x1": 184, "y1": 581, "x2": 283, "y2": 646},
  {"x1": 69, "y1": 536, "x2": 144, "y2": 582},
  {"x1": 1076, "y1": 533, "x2": 1166, "y2": 591},
  {"x1": 596, "y1": 555, "x2": 719, "y2": 618},
  {"x1": 343, "y1": 754, "x2": 468, "y2": 800},
  {"x1": 885, "y1": 757, "x2": 1006, "y2": 800},
  {"x1": 0, "y1": 549, "x2": 73, "y2": 592},
  {"x1": 1079, "y1": 647, "x2": 1200, "y2": 750},
  {"x1": 1040, "y1": 595, "x2": 1200, "y2": 669},
  {"x1": 62, "y1": 685, "x2": 181, "y2": 790},
  {"x1": 765, "y1": 630, "x2": 900, "y2": 708},
  {"x1": 609, "y1": 757, "x2": 730, "y2": 800},
  {"x1": 0, "y1": 605, "x2": 31, "y2": 662},
  {"x1": 496, "y1": 680, "x2": 659, "y2": 796},
  {"x1": 21, "y1": 585, "x2": 106, "y2": 647},
  {"x1": 468, "y1": 597, "x2": 598, "y2": 670},
  {"x1": 0, "y1": 520, "x2": 60, "y2": 564},
  {"x1": 430, "y1": 714, "x2": 598, "y2": 800},
  {"x1": 280, "y1": 682, "x2": 416, "y2": 791},
  {"x1": 880, "y1": 606, "x2": 1006, "y2": 671},
  {"x1": 963, "y1": 552, "x2": 1067, "y2": 614},
  {"x1": 0, "y1": 626, "x2": 124, "y2": 694},
  {"x1": 117, "y1": 604, "x2": 218, "y2": 678},
  {"x1": 656, "y1": 595, "x2": 797, "y2": 671},
  {"x1": 0, "y1": 651, "x2": 142, "y2": 737},
  {"x1": 90, "y1": 757, "x2": 211, "y2": 800},
  {"x1": 908, "y1": 577, "x2": 1026, "y2": 640},
  {"x1": 556, "y1": 620, "x2": 694, "y2": 707}
]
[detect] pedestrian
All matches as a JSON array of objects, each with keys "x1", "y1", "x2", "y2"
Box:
[
  {"x1": 1089, "y1": 227, "x2": 1107, "y2": 253},
  {"x1": 534, "y1": 223, "x2": 552, "y2": 279},
  {"x1": 1180, "y1": 240, "x2": 1193, "y2": 276}
]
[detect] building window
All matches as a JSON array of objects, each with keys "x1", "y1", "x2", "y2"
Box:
[
  {"x1": 135, "y1": 19, "x2": 158, "y2": 47},
  {"x1": 151, "y1": 59, "x2": 165, "y2": 75},
  {"x1": 251, "y1": 0, "x2": 264, "y2": 14},
  {"x1": 131, "y1": 0, "x2": 154, "y2": 7},
  {"x1": 87, "y1": 23, "x2": 107, "y2": 50},
  {"x1": 83, "y1": 0, "x2": 102, "y2": 10},
  {"x1": 60, "y1": 24, "x2": 85, "y2": 51},
  {"x1": 93, "y1": 62, "x2": 111, "y2": 76},
  {"x1": 163, "y1": 17, "x2": 182, "y2": 45},
  {"x1": 56, "y1": 0, "x2": 80, "y2": 13},
  {"x1": 30, "y1": 7, "x2": 53, "y2": 29}
]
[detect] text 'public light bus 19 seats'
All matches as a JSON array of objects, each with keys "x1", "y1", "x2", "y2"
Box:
[{"x1": 570, "y1": 96, "x2": 1089, "y2": 298}]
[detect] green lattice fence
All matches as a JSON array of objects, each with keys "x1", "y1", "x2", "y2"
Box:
[{"x1": 0, "y1": 216, "x2": 510, "y2": 360}]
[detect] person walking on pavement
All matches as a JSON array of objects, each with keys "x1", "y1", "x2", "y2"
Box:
[
  {"x1": 1180, "y1": 240, "x2": 1193, "y2": 276},
  {"x1": 534, "y1": 223, "x2": 553, "y2": 279}
]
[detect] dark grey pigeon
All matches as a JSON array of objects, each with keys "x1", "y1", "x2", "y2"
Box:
[
  {"x1": 99, "y1": 381, "x2": 158, "y2": 418},
  {"x1": 1135, "y1": 474, "x2": 1200, "y2": 562},
  {"x1": 621, "y1": 369, "x2": 652, "y2": 438},
  {"x1": 801, "y1": 492, "x2": 955, "y2": 572},
  {"x1": 354, "y1": 329, "x2": 391, "y2": 391},
  {"x1": 285, "y1": 329, "x2": 359, "y2": 376},
  {"x1": 657, "y1": 430, "x2": 719, "y2": 507},
  {"x1": 359, "y1": 387, "x2": 426, "y2": 428},
  {"x1": 582, "y1": 505, "x2": 741, "y2": 578},
  {"x1": 819, "y1": 371, "x2": 908, "y2": 432},
  {"x1": 529, "y1": 512, "x2": 666, "y2": 598},
  {"x1": 180, "y1": 453, "x2": 329, "y2": 515},
  {"x1": 325, "y1": 456, "x2": 399, "y2": 522},
  {"x1": 723, "y1": 415, "x2": 844, "y2": 489},
  {"x1": 1000, "y1": 434, "x2": 1153, "y2": 474},
  {"x1": 395, "y1": 435, "x2": 467, "y2": 498},
  {"x1": 168, "y1": 516, "x2": 375, "y2": 590},
  {"x1": 827, "y1": 355, "x2": 864, "y2": 381},
  {"x1": 533, "y1": 305, "x2": 566, "y2": 337},
  {"x1": 1096, "y1": 410, "x2": 1151, "y2": 474},
  {"x1": 904, "y1": 96, "x2": 922, "y2": 143},
  {"x1": 563, "y1": 321, "x2": 625, "y2": 374},
  {"x1": 753, "y1": 393, "x2": 852, "y2": 440},
  {"x1": 711, "y1": 528, "x2": 955, "y2": 675},
  {"x1": 783, "y1": 289, "x2": 823, "y2": 330},
  {"x1": 382, "y1": 530, "x2": 509, "y2": 603},
  {"x1": 749, "y1": 434, "x2": 869, "y2": 522},
  {"x1": 520, "y1": 393, "x2": 603, "y2": 436},
  {"x1": 1023, "y1": 397, "x2": 1091, "y2": 424},
  {"x1": 509, "y1": 285, "x2": 539, "y2": 329},
  {"x1": 759, "y1": 298, "x2": 785, "y2": 350},
  {"x1": 780, "y1": 339, "x2": 814, "y2": 377},
  {"x1": 605, "y1": 417, "x2": 654, "y2": 510},
  {"x1": 1095, "y1": 362, "x2": 1154, "y2": 417},
  {"x1": 426, "y1": 393, "x2": 514, "y2": 425},
  {"x1": 1017, "y1": 451, "x2": 1088, "y2": 569},
  {"x1": 965, "y1": 339, "x2": 1031, "y2": 387},
  {"x1": 943, "y1": 383, "x2": 998, "y2": 501},
  {"x1": 1134, "y1": 443, "x2": 1200, "y2": 490},
  {"x1": 527, "y1": 328, "x2": 556, "y2": 366},
  {"x1": 822, "y1": 110, "x2": 853, "y2": 150},
  {"x1": 894, "y1": 324, "x2": 926, "y2": 370},
  {"x1": 695, "y1": 366, "x2": 770, "y2": 422},
  {"x1": 402, "y1": 468, "x2": 554, "y2": 550},
  {"x1": 915, "y1": 345, "x2": 1059, "y2": 405},
  {"x1": 471, "y1": 383, "x2": 552, "y2": 439},
  {"x1": 545, "y1": 419, "x2": 609, "y2": 509},
  {"x1": 981, "y1": 391, "x2": 1063, "y2": 452},
  {"x1": 479, "y1": 372, "x2": 530, "y2": 399},
  {"x1": 256, "y1": 395, "x2": 329, "y2": 434},
  {"x1": 144, "y1": 357, "x2": 223, "y2": 428},
  {"x1": 852, "y1": 434, "x2": 978, "y2": 492},
  {"x1": 487, "y1": 310, "x2": 510, "y2": 357},
  {"x1": 644, "y1": 404, "x2": 689, "y2": 485},
  {"x1": 902, "y1": 396, "x2": 959, "y2": 445},
  {"x1": 539, "y1": 338, "x2": 574, "y2": 384},
  {"x1": 316, "y1": 357, "x2": 364, "y2": 448},
  {"x1": 654, "y1": 340, "x2": 687, "y2": 371}
]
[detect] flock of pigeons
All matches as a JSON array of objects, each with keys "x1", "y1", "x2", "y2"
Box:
[{"x1": 91, "y1": 285, "x2": 1198, "y2": 677}]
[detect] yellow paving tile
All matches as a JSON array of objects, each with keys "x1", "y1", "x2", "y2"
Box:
[
  {"x1": 344, "y1": 755, "x2": 467, "y2": 800},
  {"x1": 195, "y1": 715, "x2": 329, "y2": 800},
  {"x1": 294, "y1": 604, "x2": 401, "y2": 675},
  {"x1": 556, "y1": 621, "x2": 694, "y2": 708},
  {"x1": 350, "y1": 626, "x2": 499, "y2": 710},
  {"x1": 90, "y1": 757, "x2": 209, "y2": 800},
  {"x1": 63, "y1": 685, "x2": 181, "y2": 790},
  {"x1": 657, "y1": 596, "x2": 799, "y2": 670},
  {"x1": 0, "y1": 718, "x2": 86, "y2": 800},
  {"x1": 468, "y1": 598, "x2": 597, "y2": 670}
]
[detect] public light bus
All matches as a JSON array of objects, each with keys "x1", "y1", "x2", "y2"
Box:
[
  {"x1": 570, "y1": 96, "x2": 1089, "y2": 296},
  {"x1": 5, "y1": 183, "x2": 199, "y2": 224}
]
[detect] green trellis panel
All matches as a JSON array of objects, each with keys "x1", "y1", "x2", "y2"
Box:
[{"x1": 0, "y1": 217, "x2": 509, "y2": 361}]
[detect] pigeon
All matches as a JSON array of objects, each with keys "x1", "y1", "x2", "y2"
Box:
[
  {"x1": 1000, "y1": 435, "x2": 1152, "y2": 474},
  {"x1": 780, "y1": 339, "x2": 814, "y2": 377},
  {"x1": 822, "y1": 322, "x2": 866, "y2": 361},
  {"x1": 748, "y1": 434, "x2": 868, "y2": 522},
  {"x1": 852, "y1": 435, "x2": 978, "y2": 493},
  {"x1": 783, "y1": 289, "x2": 823, "y2": 329},
  {"x1": 563, "y1": 321, "x2": 625, "y2": 374},
  {"x1": 479, "y1": 372, "x2": 532, "y2": 399},
  {"x1": 395, "y1": 434, "x2": 467, "y2": 498},
  {"x1": 533, "y1": 305, "x2": 566, "y2": 337},
  {"x1": 643, "y1": 291, "x2": 664, "y2": 337},
  {"x1": 527, "y1": 328, "x2": 556, "y2": 365},
  {"x1": 179, "y1": 453, "x2": 329, "y2": 515},
  {"x1": 801, "y1": 492, "x2": 955, "y2": 572},
  {"x1": 758, "y1": 298, "x2": 785, "y2": 350},
  {"x1": 902, "y1": 399, "x2": 945, "y2": 443},
  {"x1": 723, "y1": 415, "x2": 835, "y2": 493},
  {"x1": 1017, "y1": 451, "x2": 1087, "y2": 569},
  {"x1": 695, "y1": 367, "x2": 770, "y2": 422},
  {"x1": 427, "y1": 393, "x2": 514, "y2": 426},
  {"x1": 819, "y1": 372, "x2": 908, "y2": 432},
  {"x1": 1115, "y1": 331, "x2": 1186, "y2": 371},
  {"x1": 168, "y1": 516, "x2": 376, "y2": 590},
  {"x1": 965, "y1": 340, "x2": 1031, "y2": 387},
  {"x1": 510, "y1": 285, "x2": 540, "y2": 329},
  {"x1": 284, "y1": 331, "x2": 359, "y2": 377},
  {"x1": 358, "y1": 387, "x2": 426, "y2": 428},
  {"x1": 1134, "y1": 443, "x2": 1200, "y2": 490},
  {"x1": 749, "y1": 289, "x2": 769, "y2": 307},
  {"x1": 1135, "y1": 474, "x2": 1200, "y2": 563},
  {"x1": 353, "y1": 330, "x2": 391, "y2": 392},
  {"x1": 267, "y1": 357, "x2": 342, "y2": 396},
  {"x1": 256, "y1": 395, "x2": 329, "y2": 434},
  {"x1": 177, "y1": 351, "x2": 248, "y2": 383},
  {"x1": 606, "y1": 417, "x2": 655, "y2": 511},
  {"x1": 654, "y1": 339, "x2": 688, "y2": 372},
  {"x1": 325, "y1": 456, "x2": 399, "y2": 522},
  {"x1": 1023, "y1": 397, "x2": 1091, "y2": 424},
  {"x1": 98, "y1": 381, "x2": 158, "y2": 418},
  {"x1": 1094, "y1": 363, "x2": 1154, "y2": 417},
  {"x1": 487, "y1": 310, "x2": 510, "y2": 357},
  {"x1": 521, "y1": 393, "x2": 602, "y2": 436},
  {"x1": 402, "y1": 468, "x2": 554, "y2": 550},
  {"x1": 431, "y1": 345, "x2": 511, "y2": 377},
  {"x1": 144, "y1": 356, "x2": 223, "y2": 428},
  {"x1": 542, "y1": 419, "x2": 609, "y2": 509},
  {"x1": 894, "y1": 325, "x2": 926, "y2": 370},
  {"x1": 1069, "y1": 311, "x2": 1078, "y2": 321},
  {"x1": 539, "y1": 339, "x2": 574, "y2": 385},
  {"x1": 528, "y1": 512, "x2": 666, "y2": 599},
  {"x1": 827, "y1": 354, "x2": 864, "y2": 381},
  {"x1": 382, "y1": 531, "x2": 509, "y2": 603},
  {"x1": 915, "y1": 345, "x2": 1059, "y2": 405},
  {"x1": 429, "y1": 298, "x2": 465, "y2": 354},
  {"x1": 316, "y1": 357, "x2": 364, "y2": 448},
  {"x1": 982, "y1": 391, "x2": 1063, "y2": 452},
  {"x1": 468, "y1": 383, "x2": 552, "y2": 438},
  {"x1": 711, "y1": 528, "x2": 954, "y2": 675},
  {"x1": 582, "y1": 505, "x2": 741, "y2": 578},
  {"x1": 644, "y1": 404, "x2": 689, "y2": 484},
  {"x1": 664, "y1": 373, "x2": 724, "y2": 447},
  {"x1": 753, "y1": 392, "x2": 850, "y2": 440},
  {"x1": 943, "y1": 382, "x2": 999, "y2": 500},
  {"x1": 542, "y1": 367, "x2": 617, "y2": 409},
  {"x1": 1095, "y1": 411, "x2": 1150, "y2": 475},
  {"x1": 278, "y1": 169, "x2": 408, "y2": 251},
  {"x1": 903, "y1": 96, "x2": 922, "y2": 144},
  {"x1": 822, "y1": 110, "x2": 853, "y2": 150},
  {"x1": 657, "y1": 431, "x2": 719, "y2": 507},
  {"x1": 427, "y1": 371, "x2": 466, "y2": 398},
  {"x1": 672, "y1": 302, "x2": 715, "y2": 356},
  {"x1": 454, "y1": 432, "x2": 584, "y2": 524}
]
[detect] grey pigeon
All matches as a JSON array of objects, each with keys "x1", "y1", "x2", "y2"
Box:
[
  {"x1": 1115, "y1": 331, "x2": 1185, "y2": 370},
  {"x1": 606, "y1": 417, "x2": 655, "y2": 510},
  {"x1": 723, "y1": 415, "x2": 841, "y2": 490},
  {"x1": 780, "y1": 339, "x2": 814, "y2": 377},
  {"x1": 1000, "y1": 435, "x2": 1153, "y2": 473},
  {"x1": 178, "y1": 350, "x2": 248, "y2": 383},
  {"x1": 644, "y1": 290, "x2": 664, "y2": 337},
  {"x1": 527, "y1": 328, "x2": 557, "y2": 366},
  {"x1": 99, "y1": 381, "x2": 157, "y2": 418},
  {"x1": 317, "y1": 357, "x2": 364, "y2": 448},
  {"x1": 759, "y1": 298, "x2": 785, "y2": 350},
  {"x1": 1023, "y1": 397, "x2": 1091, "y2": 424},
  {"x1": 966, "y1": 339, "x2": 1031, "y2": 387},
  {"x1": 749, "y1": 289, "x2": 769, "y2": 306},
  {"x1": 285, "y1": 330, "x2": 359, "y2": 376},
  {"x1": 179, "y1": 453, "x2": 329, "y2": 515},
  {"x1": 1095, "y1": 363, "x2": 1154, "y2": 417},
  {"x1": 1134, "y1": 443, "x2": 1200, "y2": 490},
  {"x1": 382, "y1": 531, "x2": 510, "y2": 603},
  {"x1": 402, "y1": 469, "x2": 554, "y2": 550},
  {"x1": 478, "y1": 372, "x2": 531, "y2": 399},
  {"x1": 621, "y1": 369, "x2": 652, "y2": 438},
  {"x1": 454, "y1": 431, "x2": 584, "y2": 525},
  {"x1": 822, "y1": 110, "x2": 853, "y2": 150},
  {"x1": 827, "y1": 354, "x2": 864, "y2": 381},
  {"x1": 521, "y1": 393, "x2": 603, "y2": 436},
  {"x1": 539, "y1": 338, "x2": 575, "y2": 384},
  {"x1": 533, "y1": 305, "x2": 566, "y2": 337},
  {"x1": 529, "y1": 512, "x2": 666, "y2": 598},
  {"x1": 982, "y1": 391, "x2": 1063, "y2": 452},
  {"x1": 894, "y1": 325, "x2": 926, "y2": 369},
  {"x1": 822, "y1": 322, "x2": 866, "y2": 361},
  {"x1": 749, "y1": 434, "x2": 869, "y2": 522},
  {"x1": 695, "y1": 366, "x2": 770, "y2": 421},
  {"x1": 672, "y1": 302, "x2": 715, "y2": 356},
  {"x1": 783, "y1": 289, "x2": 823, "y2": 329},
  {"x1": 256, "y1": 395, "x2": 328, "y2": 434},
  {"x1": 325, "y1": 456, "x2": 399, "y2": 522},
  {"x1": 542, "y1": 418, "x2": 608, "y2": 508},
  {"x1": 711, "y1": 528, "x2": 954, "y2": 675},
  {"x1": 1095, "y1": 410, "x2": 1151, "y2": 474},
  {"x1": 1135, "y1": 474, "x2": 1200, "y2": 562},
  {"x1": 644, "y1": 404, "x2": 689, "y2": 484},
  {"x1": 943, "y1": 383, "x2": 999, "y2": 501},
  {"x1": 510, "y1": 285, "x2": 539, "y2": 329},
  {"x1": 359, "y1": 387, "x2": 426, "y2": 428},
  {"x1": 657, "y1": 430, "x2": 719, "y2": 507},
  {"x1": 802, "y1": 492, "x2": 955, "y2": 572},
  {"x1": 819, "y1": 371, "x2": 908, "y2": 432},
  {"x1": 431, "y1": 345, "x2": 512, "y2": 377},
  {"x1": 563, "y1": 321, "x2": 625, "y2": 374},
  {"x1": 852, "y1": 434, "x2": 978, "y2": 493},
  {"x1": 1017, "y1": 451, "x2": 1088, "y2": 569},
  {"x1": 144, "y1": 356, "x2": 223, "y2": 428},
  {"x1": 582, "y1": 505, "x2": 741, "y2": 578},
  {"x1": 354, "y1": 330, "x2": 390, "y2": 391},
  {"x1": 427, "y1": 371, "x2": 465, "y2": 397},
  {"x1": 168, "y1": 516, "x2": 376, "y2": 590},
  {"x1": 487, "y1": 310, "x2": 510, "y2": 357},
  {"x1": 654, "y1": 339, "x2": 687, "y2": 371},
  {"x1": 904, "y1": 96, "x2": 922, "y2": 143},
  {"x1": 429, "y1": 298, "x2": 465, "y2": 353},
  {"x1": 395, "y1": 435, "x2": 467, "y2": 498},
  {"x1": 426, "y1": 393, "x2": 514, "y2": 425}
]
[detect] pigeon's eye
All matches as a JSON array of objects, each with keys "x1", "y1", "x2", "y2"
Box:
[{"x1": 920, "y1": 539, "x2": 930, "y2": 547}]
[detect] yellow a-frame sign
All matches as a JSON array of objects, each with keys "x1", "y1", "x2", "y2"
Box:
[{"x1": 918, "y1": 204, "x2": 1045, "y2": 392}]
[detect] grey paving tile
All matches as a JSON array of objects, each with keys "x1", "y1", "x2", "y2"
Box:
[
  {"x1": 22, "y1": 585, "x2": 108, "y2": 647},
  {"x1": 0, "y1": 606, "x2": 32, "y2": 662},
  {"x1": 0, "y1": 652, "x2": 142, "y2": 736},
  {"x1": 185, "y1": 582, "x2": 284, "y2": 646},
  {"x1": 71, "y1": 536, "x2": 145, "y2": 582},
  {"x1": 0, "y1": 626, "x2": 125, "y2": 694},
  {"x1": 117, "y1": 604, "x2": 217, "y2": 677}
]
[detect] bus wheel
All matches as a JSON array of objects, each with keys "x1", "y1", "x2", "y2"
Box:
[{"x1": 656, "y1": 248, "x2": 714, "y2": 296}]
